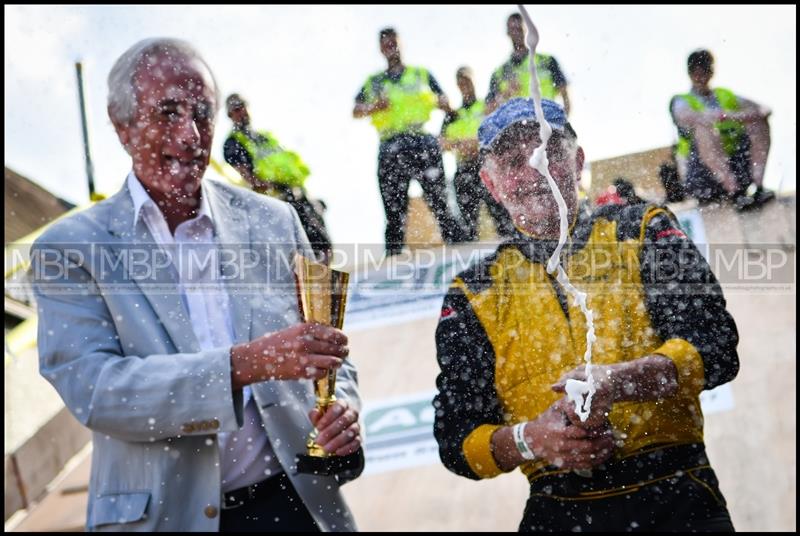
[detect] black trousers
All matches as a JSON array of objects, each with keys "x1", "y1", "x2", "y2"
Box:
[
  {"x1": 686, "y1": 134, "x2": 753, "y2": 203},
  {"x1": 454, "y1": 157, "x2": 515, "y2": 241},
  {"x1": 220, "y1": 472, "x2": 320, "y2": 533},
  {"x1": 519, "y1": 444, "x2": 735, "y2": 532},
  {"x1": 378, "y1": 133, "x2": 464, "y2": 254}
]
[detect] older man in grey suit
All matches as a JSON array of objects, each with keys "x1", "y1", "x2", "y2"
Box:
[{"x1": 31, "y1": 38, "x2": 362, "y2": 532}]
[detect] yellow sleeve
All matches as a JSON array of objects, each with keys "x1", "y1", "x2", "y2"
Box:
[
  {"x1": 462, "y1": 424, "x2": 505, "y2": 479},
  {"x1": 653, "y1": 338, "x2": 706, "y2": 397}
]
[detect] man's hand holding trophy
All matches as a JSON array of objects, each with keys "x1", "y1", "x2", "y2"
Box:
[{"x1": 294, "y1": 253, "x2": 363, "y2": 476}]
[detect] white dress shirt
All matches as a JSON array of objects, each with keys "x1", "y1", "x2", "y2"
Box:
[{"x1": 127, "y1": 172, "x2": 282, "y2": 492}]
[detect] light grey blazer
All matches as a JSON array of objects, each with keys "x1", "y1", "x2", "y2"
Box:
[{"x1": 32, "y1": 178, "x2": 361, "y2": 531}]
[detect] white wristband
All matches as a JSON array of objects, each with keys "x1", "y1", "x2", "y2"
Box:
[{"x1": 512, "y1": 422, "x2": 536, "y2": 461}]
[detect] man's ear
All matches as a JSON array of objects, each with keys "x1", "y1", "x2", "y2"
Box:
[
  {"x1": 108, "y1": 107, "x2": 132, "y2": 155},
  {"x1": 479, "y1": 165, "x2": 502, "y2": 203}
]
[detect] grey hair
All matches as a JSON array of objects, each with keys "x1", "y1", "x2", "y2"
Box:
[{"x1": 107, "y1": 37, "x2": 220, "y2": 125}]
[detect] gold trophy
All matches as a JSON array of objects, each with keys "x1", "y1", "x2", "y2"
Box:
[{"x1": 294, "y1": 253, "x2": 361, "y2": 476}]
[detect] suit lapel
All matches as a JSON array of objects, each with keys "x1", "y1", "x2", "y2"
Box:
[{"x1": 106, "y1": 181, "x2": 200, "y2": 354}]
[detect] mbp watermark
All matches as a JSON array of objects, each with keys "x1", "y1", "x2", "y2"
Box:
[{"x1": 6, "y1": 240, "x2": 795, "y2": 299}]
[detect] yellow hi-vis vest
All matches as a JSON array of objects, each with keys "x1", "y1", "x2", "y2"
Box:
[
  {"x1": 675, "y1": 88, "x2": 745, "y2": 158},
  {"x1": 443, "y1": 101, "x2": 485, "y2": 161},
  {"x1": 231, "y1": 130, "x2": 309, "y2": 188},
  {"x1": 495, "y1": 53, "x2": 558, "y2": 101},
  {"x1": 363, "y1": 67, "x2": 438, "y2": 140}
]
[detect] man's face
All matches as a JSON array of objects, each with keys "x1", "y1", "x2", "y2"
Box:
[
  {"x1": 113, "y1": 52, "x2": 216, "y2": 204},
  {"x1": 481, "y1": 128, "x2": 584, "y2": 238},
  {"x1": 689, "y1": 66, "x2": 713, "y2": 87},
  {"x1": 507, "y1": 18, "x2": 525, "y2": 47},
  {"x1": 456, "y1": 74, "x2": 474, "y2": 99},
  {"x1": 227, "y1": 100, "x2": 250, "y2": 127},
  {"x1": 380, "y1": 34, "x2": 399, "y2": 61}
]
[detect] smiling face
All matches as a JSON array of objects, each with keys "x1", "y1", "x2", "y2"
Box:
[
  {"x1": 112, "y1": 50, "x2": 216, "y2": 207},
  {"x1": 480, "y1": 124, "x2": 584, "y2": 238}
]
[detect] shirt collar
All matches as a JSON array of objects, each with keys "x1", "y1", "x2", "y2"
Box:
[{"x1": 127, "y1": 171, "x2": 214, "y2": 230}]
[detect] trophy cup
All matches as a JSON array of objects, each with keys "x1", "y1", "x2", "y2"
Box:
[{"x1": 294, "y1": 253, "x2": 362, "y2": 476}]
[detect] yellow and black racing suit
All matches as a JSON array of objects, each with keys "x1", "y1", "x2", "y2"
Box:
[{"x1": 433, "y1": 203, "x2": 739, "y2": 531}]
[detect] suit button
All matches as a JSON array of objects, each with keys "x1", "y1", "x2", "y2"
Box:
[{"x1": 204, "y1": 505, "x2": 218, "y2": 518}]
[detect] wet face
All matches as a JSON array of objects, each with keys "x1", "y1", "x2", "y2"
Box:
[
  {"x1": 481, "y1": 128, "x2": 583, "y2": 238},
  {"x1": 113, "y1": 52, "x2": 216, "y2": 206}
]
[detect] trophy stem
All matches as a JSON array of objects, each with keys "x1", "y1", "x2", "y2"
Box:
[{"x1": 294, "y1": 253, "x2": 351, "y2": 471}]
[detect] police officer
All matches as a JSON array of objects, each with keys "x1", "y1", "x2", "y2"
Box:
[
  {"x1": 440, "y1": 67, "x2": 514, "y2": 240},
  {"x1": 353, "y1": 27, "x2": 465, "y2": 255}
]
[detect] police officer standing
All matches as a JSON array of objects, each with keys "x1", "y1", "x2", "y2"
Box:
[
  {"x1": 353, "y1": 28, "x2": 465, "y2": 255},
  {"x1": 440, "y1": 67, "x2": 515, "y2": 241}
]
